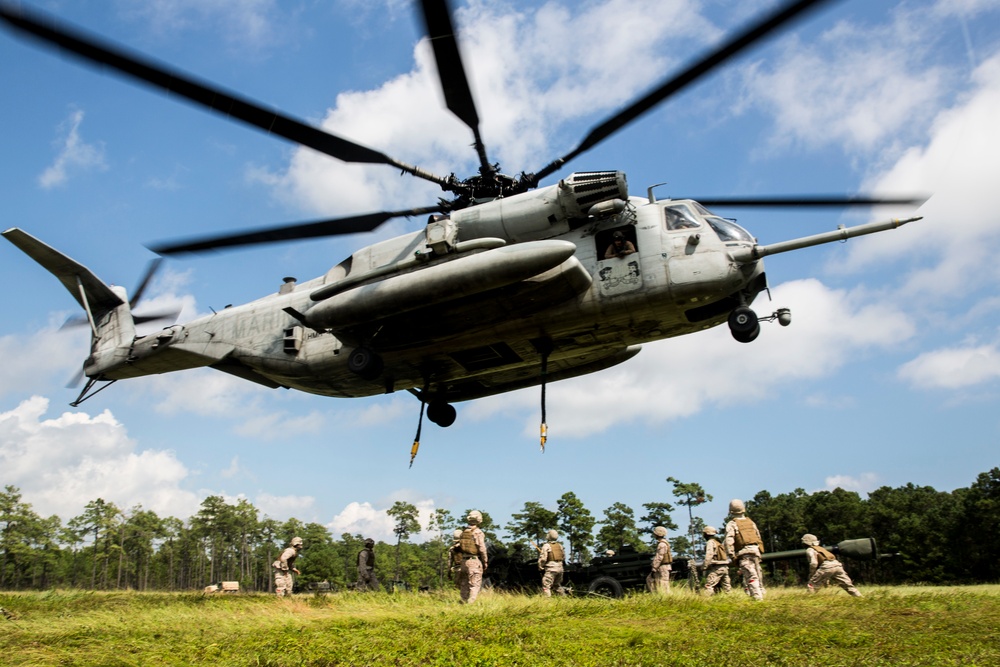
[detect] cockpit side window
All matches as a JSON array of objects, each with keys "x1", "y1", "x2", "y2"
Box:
[
  {"x1": 705, "y1": 216, "x2": 754, "y2": 244},
  {"x1": 664, "y1": 205, "x2": 701, "y2": 230}
]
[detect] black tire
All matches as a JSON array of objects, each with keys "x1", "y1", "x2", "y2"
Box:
[
  {"x1": 728, "y1": 306, "x2": 758, "y2": 335},
  {"x1": 347, "y1": 347, "x2": 383, "y2": 380},
  {"x1": 587, "y1": 576, "x2": 624, "y2": 599},
  {"x1": 732, "y1": 321, "x2": 761, "y2": 344},
  {"x1": 426, "y1": 401, "x2": 457, "y2": 427}
]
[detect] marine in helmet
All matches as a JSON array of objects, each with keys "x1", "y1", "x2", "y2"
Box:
[
  {"x1": 537, "y1": 529, "x2": 566, "y2": 597},
  {"x1": 645, "y1": 525, "x2": 673, "y2": 594},
  {"x1": 448, "y1": 528, "x2": 465, "y2": 585},
  {"x1": 456, "y1": 510, "x2": 489, "y2": 603},
  {"x1": 604, "y1": 230, "x2": 636, "y2": 259},
  {"x1": 801, "y1": 533, "x2": 862, "y2": 597},
  {"x1": 356, "y1": 537, "x2": 380, "y2": 592},
  {"x1": 724, "y1": 499, "x2": 766, "y2": 600},
  {"x1": 700, "y1": 525, "x2": 732, "y2": 595},
  {"x1": 272, "y1": 536, "x2": 303, "y2": 597}
]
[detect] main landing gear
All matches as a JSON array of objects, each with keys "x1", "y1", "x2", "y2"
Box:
[{"x1": 728, "y1": 306, "x2": 791, "y2": 343}]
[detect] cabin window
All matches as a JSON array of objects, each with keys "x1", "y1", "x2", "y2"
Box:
[
  {"x1": 664, "y1": 205, "x2": 701, "y2": 230},
  {"x1": 596, "y1": 226, "x2": 638, "y2": 260}
]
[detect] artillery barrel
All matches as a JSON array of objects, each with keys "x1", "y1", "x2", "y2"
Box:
[{"x1": 762, "y1": 537, "x2": 878, "y2": 562}]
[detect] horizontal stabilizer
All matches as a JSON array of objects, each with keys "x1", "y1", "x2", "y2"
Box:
[{"x1": 3, "y1": 228, "x2": 124, "y2": 315}]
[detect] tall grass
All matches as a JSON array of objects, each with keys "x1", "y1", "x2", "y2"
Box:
[{"x1": 2, "y1": 586, "x2": 998, "y2": 666}]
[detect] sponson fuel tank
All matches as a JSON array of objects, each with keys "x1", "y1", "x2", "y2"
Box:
[{"x1": 303, "y1": 240, "x2": 579, "y2": 328}]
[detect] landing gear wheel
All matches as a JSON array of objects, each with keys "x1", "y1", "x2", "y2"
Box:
[
  {"x1": 728, "y1": 306, "x2": 758, "y2": 334},
  {"x1": 587, "y1": 576, "x2": 624, "y2": 599},
  {"x1": 732, "y1": 322, "x2": 761, "y2": 343},
  {"x1": 426, "y1": 401, "x2": 456, "y2": 427},
  {"x1": 347, "y1": 347, "x2": 383, "y2": 380}
]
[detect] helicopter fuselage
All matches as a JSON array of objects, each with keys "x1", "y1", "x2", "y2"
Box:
[{"x1": 93, "y1": 174, "x2": 765, "y2": 405}]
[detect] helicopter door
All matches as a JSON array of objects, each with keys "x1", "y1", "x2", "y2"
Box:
[{"x1": 595, "y1": 227, "x2": 642, "y2": 297}]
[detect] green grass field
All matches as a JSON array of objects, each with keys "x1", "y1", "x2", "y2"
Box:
[{"x1": 2, "y1": 586, "x2": 998, "y2": 666}]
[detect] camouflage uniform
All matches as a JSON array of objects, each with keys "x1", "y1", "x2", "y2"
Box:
[
  {"x1": 645, "y1": 526, "x2": 672, "y2": 594},
  {"x1": 272, "y1": 537, "x2": 302, "y2": 597},
  {"x1": 537, "y1": 530, "x2": 566, "y2": 597},
  {"x1": 356, "y1": 539, "x2": 380, "y2": 591},
  {"x1": 448, "y1": 529, "x2": 464, "y2": 586},
  {"x1": 702, "y1": 529, "x2": 732, "y2": 595},
  {"x1": 457, "y1": 511, "x2": 488, "y2": 603},
  {"x1": 803, "y1": 534, "x2": 862, "y2": 597},
  {"x1": 724, "y1": 500, "x2": 765, "y2": 600}
]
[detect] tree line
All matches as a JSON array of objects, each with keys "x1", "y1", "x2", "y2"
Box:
[{"x1": 1, "y1": 467, "x2": 997, "y2": 591}]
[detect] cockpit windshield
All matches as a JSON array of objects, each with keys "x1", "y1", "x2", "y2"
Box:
[
  {"x1": 663, "y1": 205, "x2": 701, "y2": 230},
  {"x1": 706, "y1": 216, "x2": 754, "y2": 244}
]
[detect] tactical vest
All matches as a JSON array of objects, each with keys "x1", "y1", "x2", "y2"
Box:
[
  {"x1": 358, "y1": 547, "x2": 374, "y2": 569},
  {"x1": 812, "y1": 545, "x2": 836, "y2": 563},
  {"x1": 460, "y1": 528, "x2": 479, "y2": 555},
  {"x1": 707, "y1": 538, "x2": 727, "y2": 564},
  {"x1": 732, "y1": 517, "x2": 764, "y2": 552},
  {"x1": 547, "y1": 542, "x2": 565, "y2": 562},
  {"x1": 658, "y1": 539, "x2": 673, "y2": 564}
]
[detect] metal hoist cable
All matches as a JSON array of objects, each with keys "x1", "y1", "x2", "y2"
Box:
[
  {"x1": 539, "y1": 349, "x2": 549, "y2": 453},
  {"x1": 409, "y1": 399, "x2": 426, "y2": 468}
]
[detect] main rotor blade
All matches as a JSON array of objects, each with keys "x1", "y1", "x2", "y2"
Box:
[
  {"x1": 129, "y1": 257, "x2": 164, "y2": 309},
  {"x1": 417, "y1": 0, "x2": 492, "y2": 177},
  {"x1": 692, "y1": 195, "x2": 929, "y2": 208},
  {"x1": 0, "y1": 3, "x2": 455, "y2": 191},
  {"x1": 149, "y1": 206, "x2": 446, "y2": 255},
  {"x1": 530, "y1": 0, "x2": 838, "y2": 184}
]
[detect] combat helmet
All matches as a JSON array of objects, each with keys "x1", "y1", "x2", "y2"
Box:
[
  {"x1": 653, "y1": 526, "x2": 668, "y2": 537},
  {"x1": 364, "y1": 538, "x2": 375, "y2": 548},
  {"x1": 547, "y1": 529, "x2": 559, "y2": 541},
  {"x1": 801, "y1": 533, "x2": 820, "y2": 546},
  {"x1": 703, "y1": 525, "x2": 718, "y2": 536},
  {"x1": 467, "y1": 510, "x2": 483, "y2": 525},
  {"x1": 290, "y1": 536, "x2": 303, "y2": 547},
  {"x1": 728, "y1": 499, "x2": 745, "y2": 515}
]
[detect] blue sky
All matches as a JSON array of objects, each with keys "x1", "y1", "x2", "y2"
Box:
[{"x1": 1, "y1": 0, "x2": 998, "y2": 544}]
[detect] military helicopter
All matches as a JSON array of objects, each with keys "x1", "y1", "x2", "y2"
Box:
[{"x1": 1, "y1": 0, "x2": 923, "y2": 457}]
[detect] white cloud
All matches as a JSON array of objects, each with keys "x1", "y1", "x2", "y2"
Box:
[
  {"x1": 821, "y1": 472, "x2": 880, "y2": 495},
  {"x1": 261, "y1": 0, "x2": 716, "y2": 216},
  {"x1": 0, "y1": 396, "x2": 200, "y2": 520},
  {"x1": 38, "y1": 109, "x2": 108, "y2": 189},
  {"x1": 898, "y1": 343, "x2": 1000, "y2": 389},
  {"x1": 326, "y1": 495, "x2": 441, "y2": 543},
  {"x1": 831, "y1": 52, "x2": 1000, "y2": 300},
  {"x1": 118, "y1": 0, "x2": 282, "y2": 48},
  {"x1": 256, "y1": 492, "x2": 317, "y2": 521},
  {"x1": 739, "y1": 7, "x2": 950, "y2": 155},
  {"x1": 0, "y1": 316, "x2": 88, "y2": 399},
  {"x1": 467, "y1": 277, "x2": 914, "y2": 437}
]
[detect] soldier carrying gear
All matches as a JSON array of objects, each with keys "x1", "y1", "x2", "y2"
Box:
[
  {"x1": 701, "y1": 525, "x2": 732, "y2": 595},
  {"x1": 724, "y1": 500, "x2": 765, "y2": 600},
  {"x1": 272, "y1": 536, "x2": 303, "y2": 597},
  {"x1": 356, "y1": 537, "x2": 380, "y2": 592},
  {"x1": 457, "y1": 510, "x2": 488, "y2": 603},
  {"x1": 801, "y1": 533, "x2": 862, "y2": 597},
  {"x1": 448, "y1": 529, "x2": 465, "y2": 582},
  {"x1": 646, "y1": 526, "x2": 672, "y2": 594},
  {"x1": 537, "y1": 529, "x2": 566, "y2": 597}
]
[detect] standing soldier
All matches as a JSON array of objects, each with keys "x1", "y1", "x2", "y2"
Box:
[
  {"x1": 356, "y1": 538, "x2": 380, "y2": 591},
  {"x1": 701, "y1": 525, "x2": 732, "y2": 595},
  {"x1": 448, "y1": 528, "x2": 464, "y2": 586},
  {"x1": 456, "y1": 510, "x2": 489, "y2": 603},
  {"x1": 645, "y1": 526, "x2": 672, "y2": 594},
  {"x1": 272, "y1": 536, "x2": 302, "y2": 597},
  {"x1": 724, "y1": 499, "x2": 766, "y2": 600},
  {"x1": 537, "y1": 529, "x2": 566, "y2": 597},
  {"x1": 801, "y1": 534, "x2": 862, "y2": 597}
]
